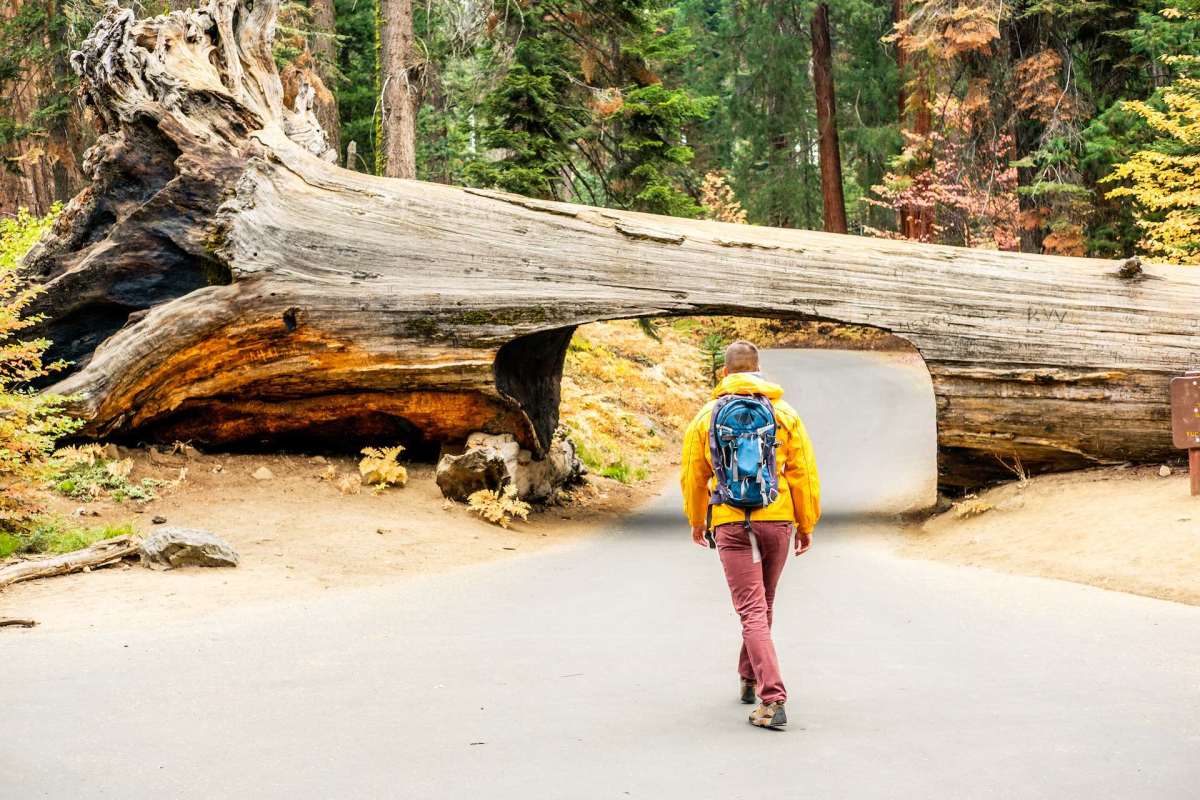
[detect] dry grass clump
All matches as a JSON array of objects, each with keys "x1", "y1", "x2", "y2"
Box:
[
  {"x1": 467, "y1": 486, "x2": 531, "y2": 528},
  {"x1": 952, "y1": 496, "x2": 994, "y2": 518},
  {"x1": 560, "y1": 320, "x2": 709, "y2": 482}
]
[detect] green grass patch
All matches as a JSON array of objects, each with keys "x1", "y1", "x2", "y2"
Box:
[
  {"x1": 599, "y1": 461, "x2": 633, "y2": 483},
  {"x1": 0, "y1": 532, "x2": 22, "y2": 560},
  {"x1": 571, "y1": 436, "x2": 606, "y2": 473},
  {"x1": 0, "y1": 517, "x2": 136, "y2": 559}
]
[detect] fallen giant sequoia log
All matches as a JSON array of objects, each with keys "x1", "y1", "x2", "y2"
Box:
[{"x1": 21, "y1": 1, "x2": 1200, "y2": 489}]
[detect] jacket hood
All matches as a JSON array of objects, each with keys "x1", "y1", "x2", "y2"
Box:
[{"x1": 712, "y1": 372, "x2": 784, "y2": 401}]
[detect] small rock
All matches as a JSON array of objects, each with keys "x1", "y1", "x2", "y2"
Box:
[
  {"x1": 377, "y1": 528, "x2": 390, "y2": 535},
  {"x1": 181, "y1": 444, "x2": 202, "y2": 460},
  {"x1": 311, "y1": 455, "x2": 327, "y2": 464},
  {"x1": 252, "y1": 466, "x2": 275, "y2": 481},
  {"x1": 1159, "y1": 465, "x2": 1172, "y2": 478},
  {"x1": 99, "y1": 443, "x2": 121, "y2": 461},
  {"x1": 139, "y1": 527, "x2": 239, "y2": 570},
  {"x1": 152, "y1": 515, "x2": 167, "y2": 525},
  {"x1": 74, "y1": 506, "x2": 100, "y2": 517},
  {"x1": 211, "y1": 464, "x2": 224, "y2": 474},
  {"x1": 436, "y1": 448, "x2": 510, "y2": 502}
]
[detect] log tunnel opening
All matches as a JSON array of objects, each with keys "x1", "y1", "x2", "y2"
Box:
[{"x1": 505, "y1": 316, "x2": 941, "y2": 513}]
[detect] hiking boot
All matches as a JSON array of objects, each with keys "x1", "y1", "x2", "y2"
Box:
[
  {"x1": 748, "y1": 701, "x2": 787, "y2": 730},
  {"x1": 739, "y1": 678, "x2": 757, "y2": 705}
]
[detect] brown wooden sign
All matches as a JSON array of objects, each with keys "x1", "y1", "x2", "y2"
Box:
[
  {"x1": 1170, "y1": 373, "x2": 1200, "y2": 450},
  {"x1": 1171, "y1": 371, "x2": 1200, "y2": 497}
]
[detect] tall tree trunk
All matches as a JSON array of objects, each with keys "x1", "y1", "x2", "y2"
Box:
[
  {"x1": 893, "y1": 0, "x2": 914, "y2": 238},
  {"x1": 308, "y1": 0, "x2": 342, "y2": 158},
  {"x1": 379, "y1": 0, "x2": 420, "y2": 179},
  {"x1": 0, "y1": 0, "x2": 88, "y2": 216},
  {"x1": 810, "y1": 3, "x2": 847, "y2": 234},
  {"x1": 1009, "y1": 14, "x2": 1045, "y2": 255},
  {"x1": 892, "y1": 0, "x2": 933, "y2": 242},
  {"x1": 893, "y1": 0, "x2": 906, "y2": 119},
  {"x1": 23, "y1": 1, "x2": 1200, "y2": 492}
]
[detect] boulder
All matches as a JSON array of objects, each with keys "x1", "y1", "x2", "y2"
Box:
[
  {"x1": 436, "y1": 447, "x2": 510, "y2": 502},
  {"x1": 513, "y1": 429, "x2": 585, "y2": 503},
  {"x1": 466, "y1": 432, "x2": 521, "y2": 472},
  {"x1": 437, "y1": 428, "x2": 585, "y2": 503},
  {"x1": 140, "y1": 527, "x2": 240, "y2": 570}
]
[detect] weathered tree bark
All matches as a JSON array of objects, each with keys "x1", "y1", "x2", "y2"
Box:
[
  {"x1": 379, "y1": 0, "x2": 421, "y2": 178},
  {"x1": 810, "y1": 3, "x2": 847, "y2": 235},
  {"x1": 0, "y1": 536, "x2": 139, "y2": 589},
  {"x1": 20, "y1": 1, "x2": 1200, "y2": 490}
]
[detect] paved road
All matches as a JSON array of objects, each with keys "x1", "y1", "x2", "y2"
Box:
[
  {"x1": 759, "y1": 349, "x2": 937, "y2": 515},
  {"x1": 6, "y1": 352, "x2": 1200, "y2": 798}
]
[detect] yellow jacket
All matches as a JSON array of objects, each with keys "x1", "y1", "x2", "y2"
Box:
[{"x1": 681, "y1": 372, "x2": 821, "y2": 533}]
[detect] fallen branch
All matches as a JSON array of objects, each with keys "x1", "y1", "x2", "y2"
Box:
[
  {"x1": 0, "y1": 535, "x2": 140, "y2": 589},
  {"x1": 0, "y1": 618, "x2": 38, "y2": 628}
]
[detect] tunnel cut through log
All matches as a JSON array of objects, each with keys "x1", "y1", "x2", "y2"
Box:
[{"x1": 20, "y1": 0, "x2": 1200, "y2": 489}]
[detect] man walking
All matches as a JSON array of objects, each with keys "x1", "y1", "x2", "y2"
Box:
[{"x1": 681, "y1": 340, "x2": 820, "y2": 730}]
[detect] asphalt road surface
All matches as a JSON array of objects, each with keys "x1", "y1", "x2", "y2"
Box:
[
  {"x1": 6, "y1": 352, "x2": 1199, "y2": 799},
  {"x1": 759, "y1": 349, "x2": 937, "y2": 515}
]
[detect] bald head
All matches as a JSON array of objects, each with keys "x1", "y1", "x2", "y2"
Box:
[{"x1": 724, "y1": 340, "x2": 760, "y2": 374}]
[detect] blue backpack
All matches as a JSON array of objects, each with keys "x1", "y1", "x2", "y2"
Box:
[{"x1": 706, "y1": 393, "x2": 781, "y2": 542}]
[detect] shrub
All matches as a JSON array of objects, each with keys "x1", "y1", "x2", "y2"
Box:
[
  {"x1": 44, "y1": 445, "x2": 165, "y2": 503},
  {"x1": 1, "y1": 205, "x2": 81, "y2": 532}
]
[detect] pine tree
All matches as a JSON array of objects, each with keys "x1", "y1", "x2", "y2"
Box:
[{"x1": 466, "y1": 0, "x2": 712, "y2": 216}]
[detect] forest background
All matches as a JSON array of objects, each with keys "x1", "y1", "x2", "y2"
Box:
[{"x1": 3, "y1": 0, "x2": 1200, "y2": 263}]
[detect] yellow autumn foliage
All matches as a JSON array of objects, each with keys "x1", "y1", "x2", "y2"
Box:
[{"x1": 1106, "y1": 73, "x2": 1200, "y2": 264}]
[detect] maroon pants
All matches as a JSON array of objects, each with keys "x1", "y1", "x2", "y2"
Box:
[{"x1": 715, "y1": 521, "x2": 792, "y2": 704}]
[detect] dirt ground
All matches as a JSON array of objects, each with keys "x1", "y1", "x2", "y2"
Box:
[
  {"x1": 1, "y1": 447, "x2": 672, "y2": 632},
  {"x1": 9, "y1": 433, "x2": 1198, "y2": 631},
  {"x1": 904, "y1": 465, "x2": 1200, "y2": 606}
]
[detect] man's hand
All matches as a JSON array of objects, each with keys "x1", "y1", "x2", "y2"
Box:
[
  {"x1": 794, "y1": 528, "x2": 812, "y2": 556},
  {"x1": 692, "y1": 524, "x2": 709, "y2": 549}
]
